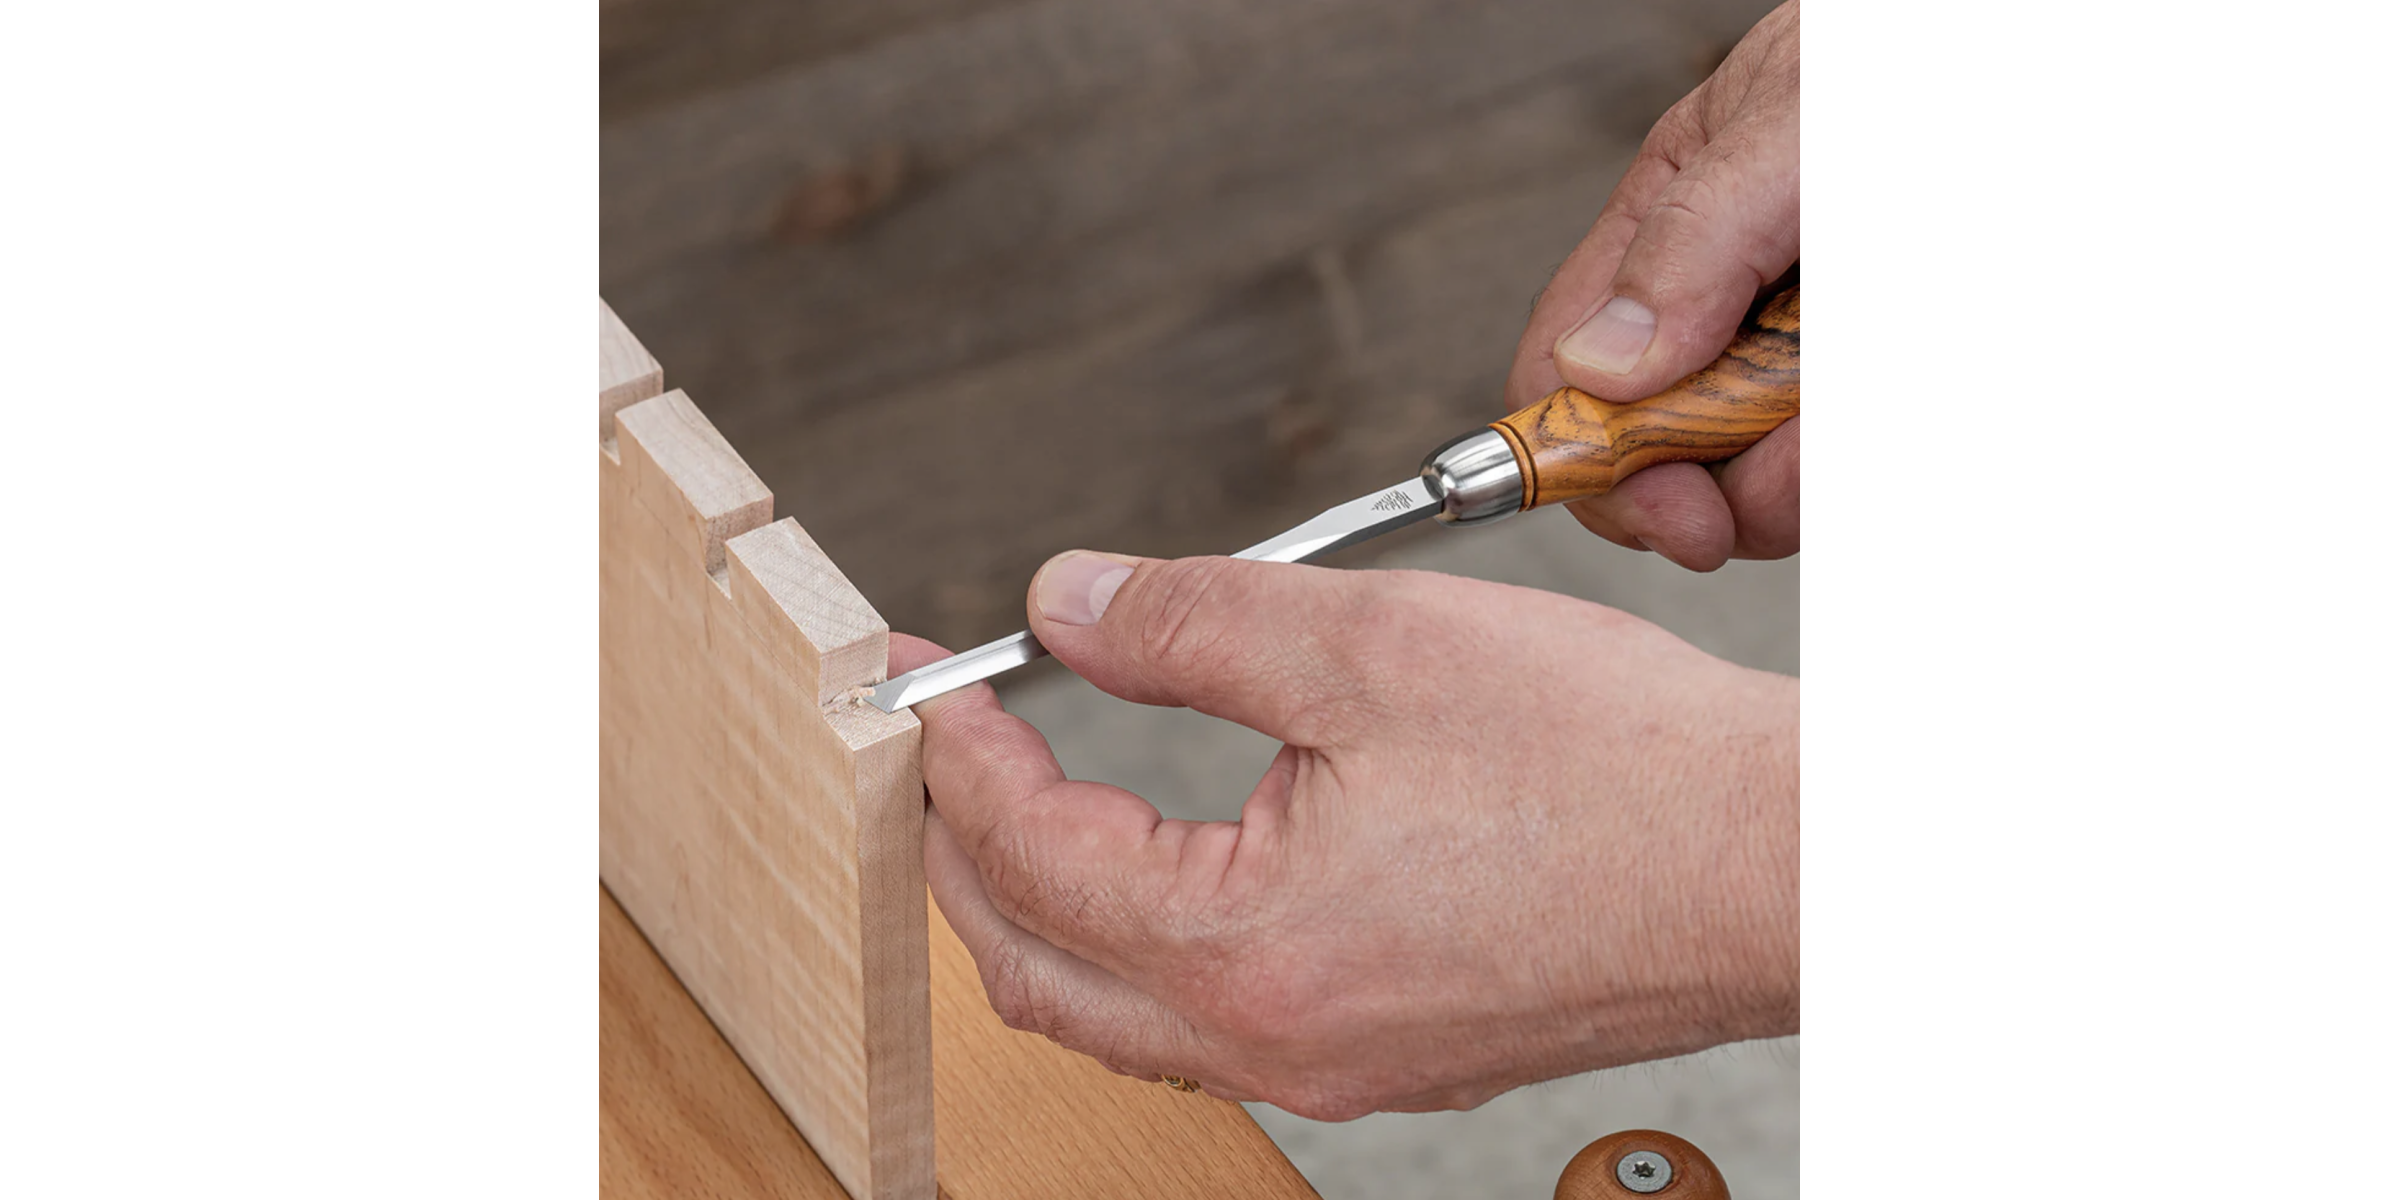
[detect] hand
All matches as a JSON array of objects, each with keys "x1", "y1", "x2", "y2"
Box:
[
  {"x1": 901, "y1": 550, "x2": 1797, "y2": 1119},
  {"x1": 1505, "y1": 0, "x2": 1800, "y2": 570}
]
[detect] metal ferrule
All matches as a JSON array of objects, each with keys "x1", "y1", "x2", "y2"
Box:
[{"x1": 1419, "y1": 428, "x2": 1524, "y2": 526}]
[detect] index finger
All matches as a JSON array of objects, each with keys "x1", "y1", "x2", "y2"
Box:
[{"x1": 888, "y1": 633, "x2": 1242, "y2": 980}]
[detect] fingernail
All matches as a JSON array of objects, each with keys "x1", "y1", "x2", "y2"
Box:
[
  {"x1": 1034, "y1": 551, "x2": 1135, "y2": 625},
  {"x1": 1556, "y1": 296, "x2": 1656, "y2": 376}
]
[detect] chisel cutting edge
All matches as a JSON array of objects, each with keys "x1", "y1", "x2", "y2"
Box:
[{"x1": 865, "y1": 285, "x2": 1799, "y2": 713}]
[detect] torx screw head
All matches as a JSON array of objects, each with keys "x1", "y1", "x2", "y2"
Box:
[{"x1": 1615, "y1": 1149, "x2": 1673, "y2": 1193}]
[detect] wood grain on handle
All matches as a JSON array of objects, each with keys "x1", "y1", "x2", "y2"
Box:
[
  {"x1": 1493, "y1": 286, "x2": 1798, "y2": 510},
  {"x1": 1554, "y1": 1129, "x2": 1731, "y2": 1200}
]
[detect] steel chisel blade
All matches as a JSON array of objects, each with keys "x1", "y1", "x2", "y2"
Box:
[{"x1": 864, "y1": 477, "x2": 1438, "y2": 712}]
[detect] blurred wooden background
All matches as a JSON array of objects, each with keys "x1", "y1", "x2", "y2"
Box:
[{"x1": 601, "y1": 0, "x2": 1779, "y2": 650}]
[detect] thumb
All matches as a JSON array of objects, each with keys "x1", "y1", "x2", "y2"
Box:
[
  {"x1": 1026, "y1": 551, "x2": 1368, "y2": 744},
  {"x1": 1549, "y1": 123, "x2": 1798, "y2": 404}
]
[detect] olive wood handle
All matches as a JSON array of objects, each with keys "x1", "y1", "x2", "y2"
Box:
[
  {"x1": 1492, "y1": 285, "x2": 1798, "y2": 511},
  {"x1": 1554, "y1": 1129, "x2": 1731, "y2": 1200}
]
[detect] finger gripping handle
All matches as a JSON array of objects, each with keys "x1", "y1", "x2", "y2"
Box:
[{"x1": 1493, "y1": 285, "x2": 1798, "y2": 510}]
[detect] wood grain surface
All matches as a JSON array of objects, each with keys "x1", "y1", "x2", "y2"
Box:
[
  {"x1": 1553, "y1": 1130, "x2": 1730, "y2": 1200},
  {"x1": 600, "y1": 0, "x2": 1781, "y2": 648},
  {"x1": 602, "y1": 884, "x2": 851, "y2": 1200},
  {"x1": 1493, "y1": 286, "x2": 1797, "y2": 510},
  {"x1": 599, "y1": 302, "x2": 1313, "y2": 1199},
  {"x1": 599, "y1": 298, "x2": 665, "y2": 442},
  {"x1": 925, "y1": 896, "x2": 1319, "y2": 1200},
  {"x1": 600, "y1": 319, "x2": 932, "y2": 1198},
  {"x1": 601, "y1": 880, "x2": 1319, "y2": 1200}
]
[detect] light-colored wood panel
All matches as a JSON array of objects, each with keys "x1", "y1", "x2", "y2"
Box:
[
  {"x1": 826, "y1": 699, "x2": 932, "y2": 1198},
  {"x1": 729, "y1": 518, "x2": 888, "y2": 707},
  {"x1": 601, "y1": 883, "x2": 851, "y2": 1200},
  {"x1": 601, "y1": 337, "x2": 932, "y2": 1198},
  {"x1": 614, "y1": 389, "x2": 775, "y2": 578},
  {"x1": 601, "y1": 876, "x2": 1318, "y2": 1200},
  {"x1": 600, "y1": 298, "x2": 665, "y2": 440},
  {"x1": 599, "y1": 297, "x2": 1312, "y2": 1199}
]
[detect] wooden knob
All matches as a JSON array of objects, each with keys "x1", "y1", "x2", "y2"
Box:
[
  {"x1": 1554, "y1": 1129, "x2": 1730, "y2": 1200},
  {"x1": 1492, "y1": 285, "x2": 1798, "y2": 510}
]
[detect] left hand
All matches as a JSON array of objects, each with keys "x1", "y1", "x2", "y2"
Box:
[{"x1": 897, "y1": 549, "x2": 1796, "y2": 1120}]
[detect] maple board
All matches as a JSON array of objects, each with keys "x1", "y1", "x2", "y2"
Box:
[
  {"x1": 601, "y1": 882, "x2": 1320, "y2": 1200},
  {"x1": 597, "y1": 297, "x2": 1315, "y2": 1199},
  {"x1": 599, "y1": 299, "x2": 932, "y2": 1200},
  {"x1": 601, "y1": 884, "x2": 851, "y2": 1200}
]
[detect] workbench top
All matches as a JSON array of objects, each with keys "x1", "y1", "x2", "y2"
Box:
[{"x1": 599, "y1": 884, "x2": 1317, "y2": 1199}]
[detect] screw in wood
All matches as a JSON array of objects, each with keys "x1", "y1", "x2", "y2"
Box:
[{"x1": 1615, "y1": 1150, "x2": 1672, "y2": 1193}]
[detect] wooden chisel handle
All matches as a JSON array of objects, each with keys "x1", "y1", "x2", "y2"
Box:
[{"x1": 1489, "y1": 285, "x2": 1798, "y2": 511}]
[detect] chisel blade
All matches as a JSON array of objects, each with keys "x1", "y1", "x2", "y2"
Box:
[{"x1": 864, "y1": 476, "x2": 1439, "y2": 712}]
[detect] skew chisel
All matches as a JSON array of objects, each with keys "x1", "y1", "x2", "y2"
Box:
[{"x1": 866, "y1": 285, "x2": 1798, "y2": 712}]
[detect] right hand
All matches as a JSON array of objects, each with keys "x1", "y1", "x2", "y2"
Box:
[{"x1": 1501, "y1": 0, "x2": 1800, "y2": 571}]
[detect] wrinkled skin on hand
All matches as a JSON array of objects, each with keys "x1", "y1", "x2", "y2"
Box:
[
  {"x1": 903, "y1": 0, "x2": 1802, "y2": 1122},
  {"x1": 1508, "y1": 0, "x2": 1800, "y2": 570},
  {"x1": 901, "y1": 551, "x2": 1796, "y2": 1120}
]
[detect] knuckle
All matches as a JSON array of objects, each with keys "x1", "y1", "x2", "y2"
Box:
[
  {"x1": 1634, "y1": 154, "x2": 1794, "y2": 300},
  {"x1": 978, "y1": 939, "x2": 1057, "y2": 1039},
  {"x1": 1636, "y1": 95, "x2": 1707, "y2": 164},
  {"x1": 1655, "y1": 166, "x2": 1724, "y2": 226},
  {"x1": 1128, "y1": 557, "x2": 1242, "y2": 673},
  {"x1": 969, "y1": 830, "x2": 1031, "y2": 919},
  {"x1": 971, "y1": 802, "x2": 1095, "y2": 938},
  {"x1": 975, "y1": 830, "x2": 1037, "y2": 918},
  {"x1": 1630, "y1": 190, "x2": 1715, "y2": 269}
]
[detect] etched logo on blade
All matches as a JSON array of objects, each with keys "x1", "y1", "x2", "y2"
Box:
[{"x1": 1370, "y1": 489, "x2": 1416, "y2": 513}]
